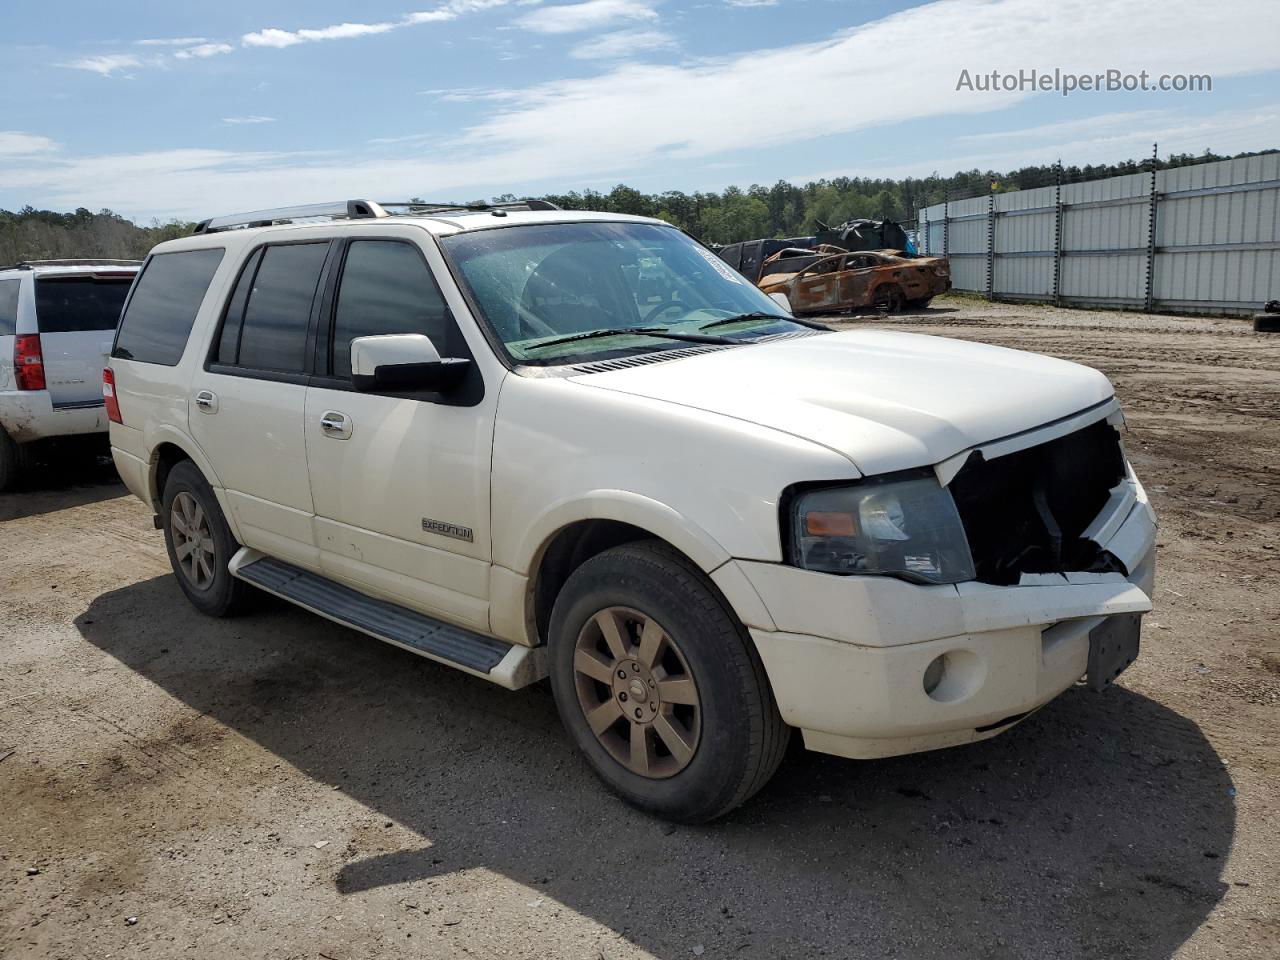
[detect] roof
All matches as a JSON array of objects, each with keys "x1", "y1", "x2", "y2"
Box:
[
  {"x1": 149, "y1": 207, "x2": 669, "y2": 257},
  {"x1": 0, "y1": 259, "x2": 141, "y2": 277}
]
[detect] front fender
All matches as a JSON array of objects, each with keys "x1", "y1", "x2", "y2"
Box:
[{"x1": 514, "y1": 489, "x2": 731, "y2": 578}]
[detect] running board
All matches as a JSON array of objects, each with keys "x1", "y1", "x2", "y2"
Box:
[{"x1": 229, "y1": 549, "x2": 546, "y2": 690}]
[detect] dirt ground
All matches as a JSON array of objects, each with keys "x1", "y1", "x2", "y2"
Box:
[{"x1": 2, "y1": 296, "x2": 1278, "y2": 960}]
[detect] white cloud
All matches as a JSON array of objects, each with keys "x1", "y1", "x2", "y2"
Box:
[
  {"x1": 0, "y1": 131, "x2": 58, "y2": 157},
  {"x1": 222, "y1": 116, "x2": 277, "y2": 125},
  {"x1": 723, "y1": 0, "x2": 779, "y2": 6},
  {"x1": 243, "y1": 22, "x2": 400, "y2": 48},
  {"x1": 175, "y1": 42, "x2": 234, "y2": 60},
  {"x1": 571, "y1": 28, "x2": 675, "y2": 59},
  {"x1": 407, "y1": 0, "x2": 520, "y2": 22},
  {"x1": 62, "y1": 54, "x2": 141, "y2": 77},
  {"x1": 243, "y1": 2, "x2": 517, "y2": 48},
  {"x1": 417, "y1": 86, "x2": 522, "y2": 102},
  {"x1": 16, "y1": 0, "x2": 1280, "y2": 219},
  {"x1": 517, "y1": 0, "x2": 657, "y2": 34},
  {"x1": 137, "y1": 37, "x2": 208, "y2": 46}
]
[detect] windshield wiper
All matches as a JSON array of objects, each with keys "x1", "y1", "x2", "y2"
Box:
[
  {"x1": 524, "y1": 325, "x2": 735, "y2": 352},
  {"x1": 698, "y1": 312, "x2": 831, "y2": 332}
]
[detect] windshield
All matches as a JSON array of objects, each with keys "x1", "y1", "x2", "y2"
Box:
[{"x1": 442, "y1": 221, "x2": 814, "y2": 364}]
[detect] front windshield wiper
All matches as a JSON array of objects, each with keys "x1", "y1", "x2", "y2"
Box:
[
  {"x1": 524, "y1": 325, "x2": 735, "y2": 353},
  {"x1": 698, "y1": 312, "x2": 831, "y2": 332}
]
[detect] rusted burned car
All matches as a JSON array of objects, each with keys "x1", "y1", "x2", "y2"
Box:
[{"x1": 759, "y1": 248, "x2": 950, "y2": 315}]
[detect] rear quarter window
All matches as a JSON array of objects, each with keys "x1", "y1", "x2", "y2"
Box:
[
  {"x1": 35, "y1": 276, "x2": 133, "y2": 333},
  {"x1": 0, "y1": 279, "x2": 19, "y2": 337},
  {"x1": 114, "y1": 249, "x2": 225, "y2": 365}
]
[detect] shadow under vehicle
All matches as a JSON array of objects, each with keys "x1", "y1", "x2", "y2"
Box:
[{"x1": 76, "y1": 573, "x2": 1233, "y2": 960}]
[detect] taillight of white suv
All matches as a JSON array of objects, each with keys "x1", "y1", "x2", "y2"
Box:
[
  {"x1": 14, "y1": 334, "x2": 45, "y2": 390},
  {"x1": 102, "y1": 367, "x2": 122, "y2": 424}
]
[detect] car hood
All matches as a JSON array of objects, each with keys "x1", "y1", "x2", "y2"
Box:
[{"x1": 569, "y1": 330, "x2": 1115, "y2": 476}]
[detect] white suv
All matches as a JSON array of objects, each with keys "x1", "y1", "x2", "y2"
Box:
[
  {"x1": 0, "y1": 259, "x2": 140, "y2": 488},
  {"x1": 107, "y1": 200, "x2": 1156, "y2": 822}
]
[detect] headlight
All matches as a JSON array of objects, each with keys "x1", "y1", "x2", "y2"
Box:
[{"x1": 788, "y1": 475, "x2": 976, "y2": 585}]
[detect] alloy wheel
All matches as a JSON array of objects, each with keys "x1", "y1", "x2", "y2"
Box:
[
  {"x1": 572, "y1": 606, "x2": 702, "y2": 778},
  {"x1": 170, "y1": 491, "x2": 216, "y2": 590}
]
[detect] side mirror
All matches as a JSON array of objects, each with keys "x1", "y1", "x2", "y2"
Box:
[
  {"x1": 350, "y1": 334, "x2": 470, "y2": 393},
  {"x1": 767, "y1": 292, "x2": 793, "y2": 314}
]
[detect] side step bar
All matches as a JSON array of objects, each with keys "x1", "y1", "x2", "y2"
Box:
[{"x1": 229, "y1": 550, "x2": 546, "y2": 690}]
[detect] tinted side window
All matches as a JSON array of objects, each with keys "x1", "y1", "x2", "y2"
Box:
[
  {"x1": 331, "y1": 241, "x2": 450, "y2": 377},
  {"x1": 236, "y1": 243, "x2": 328, "y2": 372},
  {"x1": 114, "y1": 249, "x2": 225, "y2": 365},
  {"x1": 214, "y1": 249, "x2": 263, "y2": 365},
  {"x1": 0, "y1": 279, "x2": 19, "y2": 337},
  {"x1": 35, "y1": 277, "x2": 133, "y2": 333}
]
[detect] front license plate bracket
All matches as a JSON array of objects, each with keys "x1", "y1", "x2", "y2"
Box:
[{"x1": 1087, "y1": 613, "x2": 1141, "y2": 691}]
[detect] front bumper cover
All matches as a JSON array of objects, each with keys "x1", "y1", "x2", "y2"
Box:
[{"x1": 732, "y1": 484, "x2": 1157, "y2": 760}]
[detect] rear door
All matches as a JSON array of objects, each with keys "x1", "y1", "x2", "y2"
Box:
[
  {"x1": 188, "y1": 240, "x2": 332, "y2": 569},
  {"x1": 838, "y1": 255, "x2": 879, "y2": 306},
  {"x1": 34, "y1": 271, "x2": 134, "y2": 406}
]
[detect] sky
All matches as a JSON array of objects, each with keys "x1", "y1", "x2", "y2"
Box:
[{"x1": 1, "y1": 0, "x2": 1278, "y2": 222}]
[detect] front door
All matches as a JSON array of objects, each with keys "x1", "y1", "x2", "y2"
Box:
[
  {"x1": 188, "y1": 240, "x2": 332, "y2": 569},
  {"x1": 788, "y1": 257, "x2": 843, "y2": 313},
  {"x1": 303, "y1": 234, "x2": 495, "y2": 631}
]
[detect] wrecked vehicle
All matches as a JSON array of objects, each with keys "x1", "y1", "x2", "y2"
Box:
[
  {"x1": 715, "y1": 237, "x2": 816, "y2": 283},
  {"x1": 759, "y1": 248, "x2": 951, "y2": 314},
  {"x1": 815, "y1": 217, "x2": 917, "y2": 255}
]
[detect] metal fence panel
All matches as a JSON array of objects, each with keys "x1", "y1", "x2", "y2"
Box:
[{"x1": 918, "y1": 155, "x2": 1279, "y2": 314}]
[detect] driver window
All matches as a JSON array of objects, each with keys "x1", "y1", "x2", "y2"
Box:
[{"x1": 331, "y1": 240, "x2": 452, "y2": 378}]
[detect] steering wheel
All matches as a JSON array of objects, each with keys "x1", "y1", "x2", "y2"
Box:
[{"x1": 641, "y1": 301, "x2": 688, "y2": 325}]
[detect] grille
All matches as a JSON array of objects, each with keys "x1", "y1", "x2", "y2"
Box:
[{"x1": 949, "y1": 418, "x2": 1127, "y2": 585}]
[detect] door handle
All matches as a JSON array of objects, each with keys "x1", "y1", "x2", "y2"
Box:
[
  {"x1": 319, "y1": 411, "x2": 352, "y2": 439},
  {"x1": 193, "y1": 390, "x2": 218, "y2": 414}
]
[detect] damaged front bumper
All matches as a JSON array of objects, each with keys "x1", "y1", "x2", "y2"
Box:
[{"x1": 734, "y1": 476, "x2": 1157, "y2": 761}]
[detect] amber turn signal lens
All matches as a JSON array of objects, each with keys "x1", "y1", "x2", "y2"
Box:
[{"x1": 804, "y1": 511, "x2": 857, "y2": 537}]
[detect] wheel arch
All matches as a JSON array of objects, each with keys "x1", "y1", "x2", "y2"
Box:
[
  {"x1": 144, "y1": 428, "x2": 243, "y2": 542},
  {"x1": 516, "y1": 494, "x2": 774, "y2": 648}
]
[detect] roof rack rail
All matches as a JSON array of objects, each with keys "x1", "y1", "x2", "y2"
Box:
[
  {"x1": 378, "y1": 199, "x2": 562, "y2": 214},
  {"x1": 190, "y1": 197, "x2": 563, "y2": 234},
  {"x1": 0, "y1": 257, "x2": 143, "y2": 271},
  {"x1": 193, "y1": 199, "x2": 386, "y2": 235}
]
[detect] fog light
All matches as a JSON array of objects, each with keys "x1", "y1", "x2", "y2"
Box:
[{"x1": 923, "y1": 655, "x2": 946, "y2": 695}]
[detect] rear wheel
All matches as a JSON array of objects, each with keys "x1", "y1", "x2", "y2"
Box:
[
  {"x1": 548, "y1": 541, "x2": 789, "y2": 822},
  {"x1": 161, "y1": 460, "x2": 253, "y2": 617},
  {"x1": 872, "y1": 284, "x2": 904, "y2": 314},
  {"x1": 0, "y1": 428, "x2": 19, "y2": 492},
  {"x1": 905, "y1": 296, "x2": 934, "y2": 310}
]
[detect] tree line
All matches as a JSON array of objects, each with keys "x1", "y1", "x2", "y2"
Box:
[
  {"x1": 0, "y1": 207, "x2": 190, "y2": 266},
  {"x1": 4, "y1": 147, "x2": 1273, "y2": 260}
]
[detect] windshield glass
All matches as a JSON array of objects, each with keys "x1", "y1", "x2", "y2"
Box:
[{"x1": 442, "y1": 221, "x2": 814, "y2": 364}]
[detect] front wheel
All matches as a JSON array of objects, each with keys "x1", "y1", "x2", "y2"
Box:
[{"x1": 548, "y1": 541, "x2": 789, "y2": 822}]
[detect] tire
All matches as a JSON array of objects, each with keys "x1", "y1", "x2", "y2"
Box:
[
  {"x1": 161, "y1": 460, "x2": 253, "y2": 617},
  {"x1": 0, "y1": 428, "x2": 19, "y2": 492},
  {"x1": 905, "y1": 296, "x2": 933, "y2": 310},
  {"x1": 548, "y1": 540, "x2": 789, "y2": 823},
  {"x1": 872, "y1": 284, "x2": 904, "y2": 314},
  {"x1": 1254, "y1": 313, "x2": 1280, "y2": 333}
]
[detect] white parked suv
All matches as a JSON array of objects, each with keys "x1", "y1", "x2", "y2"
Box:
[
  {"x1": 107, "y1": 200, "x2": 1156, "y2": 822},
  {"x1": 0, "y1": 259, "x2": 140, "y2": 488}
]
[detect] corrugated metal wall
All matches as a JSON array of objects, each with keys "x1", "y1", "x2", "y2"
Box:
[{"x1": 917, "y1": 155, "x2": 1280, "y2": 314}]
